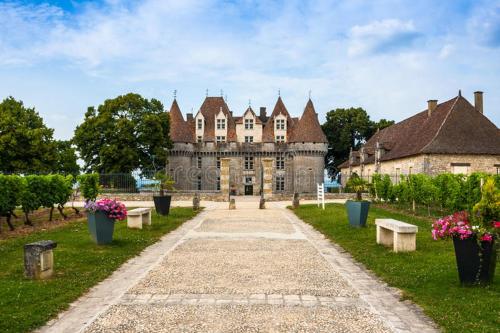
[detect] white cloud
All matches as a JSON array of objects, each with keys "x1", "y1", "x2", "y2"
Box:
[
  {"x1": 438, "y1": 44, "x2": 454, "y2": 59},
  {"x1": 348, "y1": 19, "x2": 420, "y2": 56}
]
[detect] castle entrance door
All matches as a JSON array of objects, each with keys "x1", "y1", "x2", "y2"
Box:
[{"x1": 244, "y1": 185, "x2": 253, "y2": 195}]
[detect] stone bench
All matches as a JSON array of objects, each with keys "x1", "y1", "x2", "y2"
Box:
[
  {"x1": 127, "y1": 208, "x2": 152, "y2": 229},
  {"x1": 375, "y1": 219, "x2": 418, "y2": 252}
]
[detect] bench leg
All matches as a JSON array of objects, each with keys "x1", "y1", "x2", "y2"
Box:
[
  {"x1": 376, "y1": 226, "x2": 394, "y2": 247},
  {"x1": 143, "y1": 212, "x2": 151, "y2": 226},
  {"x1": 393, "y1": 232, "x2": 416, "y2": 252},
  {"x1": 127, "y1": 216, "x2": 143, "y2": 229}
]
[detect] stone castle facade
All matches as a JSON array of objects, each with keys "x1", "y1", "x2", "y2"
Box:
[{"x1": 168, "y1": 96, "x2": 328, "y2": 195}]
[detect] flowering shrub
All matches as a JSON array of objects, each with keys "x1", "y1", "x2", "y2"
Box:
[
  {"x1": 85, "y1": 199, "x2": 127, "y2": 221},
  {"x1": 432, "y1": 178, "x2": 499, "y2": 243}
]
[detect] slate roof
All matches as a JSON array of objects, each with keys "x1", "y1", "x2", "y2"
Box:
[
  {"x1": 289, "y1": 99, "x2": 328, "y2": 143},
  {"x1": 340, "y1": 94, "x2": 500, "y2": 168}
]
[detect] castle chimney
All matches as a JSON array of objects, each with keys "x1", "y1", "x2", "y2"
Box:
[
  {"x1": 427, "y1": 100, "x2": 438, "y2": 116},
  {"x1": 186, "y1": 113, "x2": 193, "y2": 121},
  {"x1": 260, "y1": 107, "x2": 266, "y2": 119},
  {"x1": 474, "y1": 91, "x2": 483, "y2": 114}
]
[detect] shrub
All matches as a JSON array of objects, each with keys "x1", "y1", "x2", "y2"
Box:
[
  {"x1": 50, "y1": 174, "x2": 75, "y2": 219},
  {"x1": 19, "y1": 175, "x2": 48, "y2": 225},
  {"x1": 77, "y1": 173, "x2": 100, "y2": 201}
]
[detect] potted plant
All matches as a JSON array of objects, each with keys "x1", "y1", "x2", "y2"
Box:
[
  {"x1": 432, "y1": 178, "x2": 499, "y2": 285},
  {"x1": 153, "y1": 170, "x2": 175, "y2": 216},
  {"x1": 85, "y1": 199, "x2": 127, "y2": 245},
  {"x1": 345, "y1": 174, "x2": 370, "y2": 227}
]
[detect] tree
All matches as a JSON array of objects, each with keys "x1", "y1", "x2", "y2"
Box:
[
  {"x1": 0, "y1": 97, "x2": 57, "y2": 173},
  {"x1": 73, "y1": 93, "x2": 171, "y2": 173},
  {"x1": 322, "y1": 107, "x2": 394, "y2": 177},
  {"x1": 54, "y1": 140, "x2": 80, "y2": 176}
]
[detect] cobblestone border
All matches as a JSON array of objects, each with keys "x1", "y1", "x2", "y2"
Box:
[{"x1": 281, "y1": 208, "x2": 439, "y2": 333}]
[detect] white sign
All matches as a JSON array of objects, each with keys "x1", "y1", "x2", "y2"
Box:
[{"x1": 317, "y1": 183, "x2": 325, "y2": 210}]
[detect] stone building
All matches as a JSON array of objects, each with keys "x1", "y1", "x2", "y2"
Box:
[
  {"x1": 168, "y1": 95, "x2": 328, "y2": 195},
  {"x1": 339, "y1": 91, "x2": 500, "y2": 184}
]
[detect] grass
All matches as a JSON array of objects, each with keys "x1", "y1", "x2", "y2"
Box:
[
  {"x1": 0, "y1": 207, "x2": 198, "y2": 333},
  {"x1": 292, "y1": 203, "x2": 499, "y2": 333}
]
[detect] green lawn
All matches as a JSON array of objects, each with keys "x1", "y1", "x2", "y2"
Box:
[
  {"x1": 0, "y1": 207, "x2": 198, "y2": 333},
  {"x1": 293, "y1": 203, "x2": 499, "y2": 333}
]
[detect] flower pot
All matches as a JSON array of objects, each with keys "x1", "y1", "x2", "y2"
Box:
[
  {"x1": 87, "y1": 211, "x2": 115, "y2": 245},
  {"x1": 345, "y1": 200, "x2": 370, "y2": 228},
  {"x1": 452, "y1": 236, "x2": 497, "y2": 285},
  {"x1": 153, "y1": 195, "x2": 171, "y2": 216}
]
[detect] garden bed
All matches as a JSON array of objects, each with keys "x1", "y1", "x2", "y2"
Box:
[
  {"x1": 0, "y1": 207, "x2": 198, "y2": 333},
  {"x1": 292, "y1": 203, "x2": 499, "y2": 333}
]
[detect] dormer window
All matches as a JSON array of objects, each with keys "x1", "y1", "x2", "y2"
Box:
[
  {"x1": 275, "y1": 135, "x2": 285, "y2": 143},
  {"x1": 197, "y1": 118, "x2": 203, "y2": 130},
  {"x1": 275, "y1": 119, "x2": 285, "y2": 130},
  {"x1": 216, "y1": 136, "x2": 226, "y2": 143},
  {"x1": 245, "y1": 118, "x2": 254, "y2": 129},
  {"x1": 217, "y1": 119, "x2": 226, "y2": 130},
  {"x1": 245, "y1": 136, "x2": 253, "y2": 143}
]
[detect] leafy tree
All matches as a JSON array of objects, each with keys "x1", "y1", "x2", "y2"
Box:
[
  {"x1": 322, "y1": 107, "x2": 393, "y2": 177},
  {"x1": 54, "y1": 140, "x2": 80, "y2": 176},
  {"x1": 73, "y1": 93, "x2": 171, "y2": 173},
  {"x1": 0, "y1": 97, "x2": 57, "y2": 173},
  {"x1": 77, "y1": 173, "x2": 101, "y2": 201}
]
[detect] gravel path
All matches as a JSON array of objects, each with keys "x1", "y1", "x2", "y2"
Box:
[{"x1": 40, "y1": 199, "x2": 438, "y2": 333}]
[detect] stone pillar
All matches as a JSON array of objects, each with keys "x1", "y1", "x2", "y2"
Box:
[
  {"x1": 262, "y1": 158, "x2": 274, "y2": 199},
  {"x1": 220, "y1": 158, "x2": 230, "y2": 201},
  {"x1": 193, "y1": 193, "x2": 200, "y2": 211},
  {"x1": 24, "y1": 240, "x2": 57, "y2": 279},
  {"x1": 292, "y1": 192, "x2": 300, "y2": 209}
]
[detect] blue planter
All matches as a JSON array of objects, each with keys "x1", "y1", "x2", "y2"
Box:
[
  {"x1": 87, "y1": 211, "x2": 115, "y2": 245},
  {"x1": 345, "y1": 200, "x2": 370, "y2": 228}
]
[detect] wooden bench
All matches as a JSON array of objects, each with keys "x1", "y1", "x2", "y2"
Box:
[
  {"x1": 127, "y1": 208, "x2": 152, "y2": 229},
  {"x1": 375, "y1": 219, "x2": 418, "y2": 252}
]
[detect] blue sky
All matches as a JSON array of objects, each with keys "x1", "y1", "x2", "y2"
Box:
[{"x1": 1, "y1": 0, "x2": 499, "y2": 140}]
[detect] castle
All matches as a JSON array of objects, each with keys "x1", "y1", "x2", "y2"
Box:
[{"x1": 167, "y1": 96, "x2": 328, "y2": 195}]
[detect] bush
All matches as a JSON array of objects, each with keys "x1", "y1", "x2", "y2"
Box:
[
  {"x1": 0, "y1": 175, "x2": 23, "y2": 231},
  {"x1": 77, "y1": 173, "x2": 100, "y2": 201},
  {"x1": 50, "y1": 174, "x2": 76, "y2": 218},
  {"x1": 19, "y1": 175, "x2": 48, "y2": 225}
]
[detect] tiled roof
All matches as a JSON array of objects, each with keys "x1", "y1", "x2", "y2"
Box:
[
  {"x1": 342, "y1": 94, "x2": 500, "y2": 168},
  {"x1": 169, "y1": 99, "x2": 195, "y2": 143},
  {"x1": 199, "y1": 97, "x2": 237, "y2": 142},
  {"x1": 289, "y1": 99, "x2": 328, "y2": 143},
  {"x1": 262, "y1": 97, "x2": 296, "y2": 142}
]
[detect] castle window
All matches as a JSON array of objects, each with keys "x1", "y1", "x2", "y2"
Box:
[
  {"x1": 245, "y1": 136, "x2": 253, "y2": 143},
  {"x1": 244, "y1": 156, "x2": 254, "y2": 170},
  {"x1": 216, "y1": 136, "x2": 226, "y2": 143},
  {"x1": 216, "y1": 157, "x2": 220, "y2": 169},
  {"x1": 216, "y1": 177, "x2": 220, "y2": 191},
  {"x1": 275, "y1": 119, "x2": 285, "y2": 130},
  {"x1": 197, "y1": 119, "x2": 203, "y2": 130},
  {"x1": 275, "y1": 175, "x2": 285, "y2": 191},
  {"x1": 197, "y1": 136, "x2": 202, "y2": 143},
  {"x1": 197, "y1": 176, "x2": 202, "y2": 190},
  {"x1": 451, "y1": 163, "x2": 470, "y2": 175},
  {"x1": 275, "y1": 135, "x2": 285, "y2": 143},
  {"x1": 245, "y1": 118, "x2": 254, "y2": 129},
  {"x1": 217, "y1": 118, "x2": 226, "y2": 130},
  {"x1": 197, "y1": 157, "x2": 202, "y2": 169},
  {"x1": 276, "y1": 156, "x2": 285, "y2": 170}
]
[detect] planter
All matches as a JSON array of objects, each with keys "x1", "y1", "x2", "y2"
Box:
[
  {"x1": 87, "y1": 211, "x2": 115, "y2": 245},
  {"x1": 345, "y1": 200, "x2": 370, "y2": 227},
  {"x1": 452, "y1": 236, "x2": 496, "y2": 285},
  {"x1": 153, "y1": 195, "x2": 171, "y2": 216}
]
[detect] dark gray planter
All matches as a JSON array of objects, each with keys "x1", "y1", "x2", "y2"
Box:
[
  {"x1": 87, "y1": 211, "x2": 115, "y2": 245},
  {"x1": 345, "y1": 200, "x2": 370, "y2": 227},
  {"x1": 153, "y1": 195, "x2": 171, "y2": 216}
]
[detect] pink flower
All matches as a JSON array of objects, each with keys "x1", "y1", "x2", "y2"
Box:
[
  {"x1": 493, "y1": 221, "x2": 500, "y2": 228},
  {"x1": 481, "y1": 234, "x2": 493, "y2": 242}
]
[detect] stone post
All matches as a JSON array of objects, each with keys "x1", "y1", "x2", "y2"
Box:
[
  {"x1": 193, "y1": 192, "x2": 200, "y2": 211},
  {"x1": 24, "y1": 240, "x2": 57, "y2": 279},
  {"x1": 229, "y1": 198, "x2": 236, "y2": 210},
  {"x1": 220, "y1": 158, "x2": 230, "y2": 201},
  {"x1": 262, "y1": 158, "x2": 274, "y2": 199},
  {"x1": 292, "y1": 192, "x2": 300, "y2": 209},
  {"x1": 259, "y1": 197, "x2": 265, "y2": 209}
]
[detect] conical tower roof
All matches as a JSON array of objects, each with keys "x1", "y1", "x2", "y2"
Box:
[
  {"x1": 262, "y1": 96, "x2": 295, "y2": 142},
  {"x1": 169, "y1": 99, "x2": 194, "y2": 143},
  {"x1": 290, "y1": 99, "x2": 327, "y2": 143}
]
